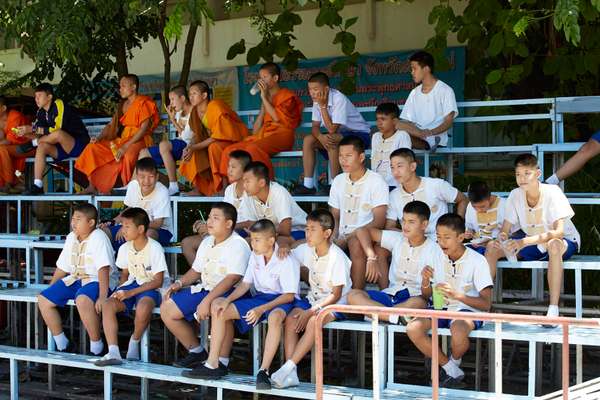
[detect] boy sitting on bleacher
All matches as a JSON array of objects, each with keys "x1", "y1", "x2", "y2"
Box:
[
  {"x1": 348, "y1": 201, "x2": 442, "y2": 321},
  {"x1": 328, "y1": 135, "x2": 389, "y2": 290},
  {"x1": 184, "y1": 219, "x2": 299, "y2": 390},
  {"x1": 270, "y1": 209, "x2": 352, "y2": 389},
  {"x1": 38, "y1": 203, "x2": 117, "y2": 356},
  {"x1": 407, "y1": 213, "x2": 493, "y2": 388},
  {"x1": 95, "y1": 207, "x2": 170, "y2": 366},
  {"x1": 102, "y1": 157, "x2": 173, "y2": 251},
  {"x1": 161, "y1": 202, "x2": 251, "y2": 369},
  {"x1": 370, "y1": 102, "x2": 411, "y2": 189},
  {"x1": 490, "y1": 154, "x2": 580, "y2": 319}
]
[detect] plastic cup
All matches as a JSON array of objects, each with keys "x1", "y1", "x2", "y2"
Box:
[
  {"x1": 432, "y1": 286, "x2": 445, "y2": 310},
  {"x1": 249, "y1": 81, "x2": 260, "y2": 96},
  {"x1": 502, "y1": 240, "x2": 518, "y2": 263}
]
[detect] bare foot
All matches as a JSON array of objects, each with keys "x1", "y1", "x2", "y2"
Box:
[{"x1": 181, "y1": 188, "x2": 201, "y2": 197}]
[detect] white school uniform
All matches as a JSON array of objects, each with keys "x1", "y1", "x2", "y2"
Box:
[
  {"x1": 175, "y1": 110, "x2": 194, "y2": 145},
  {"x1": 370, "y1": 130, "x2": 412, "y2": 187},
  {"x1": 400, "y1": 80, "x2": 458, "y2": 148},
  {"x1": 58, "y1": 229, "x2": 118, "y2": 288},
  {"x1": 388, "y1": 177, "x2": 458, "y2": 236},
  {"x1": 328, "y1": 169, "x2": 389, "y2": 237},
  {"x1": 116, "y1": 238, "x2": 171, "y2": 290},
  {"x1": 243, "y1": 245, "x2": 300, "y2": 296},
  {"x1": 312, "y1": 88, "x2": 370, "y2": 134},
  {"x1": 190, "y1": 232, "x2": 251, "y2": 293},
  {"x1": 124, "y1": 180, "x2": 173, "y2": 234},
  {"x1": 380, "y1": 231, "x2": 444, "y2": 297},
  {"x1": 243, "y1": 182, "x2": 307, "y2": 231},
  {"x1": 223, "y1": 182, "x2": 250, "y2": 223},
  {"x1": 291, "y1": 243, "x2": 352, "y2": 306},
  {"x1": 504, "y1": 183, "x2": 580, "y2": 250},
  {"x1": 465, "y1": 197, "x2": 506, "y2": 240},
  {"x1": 432, "y1": 247, "x2": 493, "y2": 312}
]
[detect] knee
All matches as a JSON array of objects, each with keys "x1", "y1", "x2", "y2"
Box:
[
  {"x1": 347, "y1": 289, "x2": 364, "y2": 304},
  {"x1": 303, "y1": 135, "x2": 315, "y2": 148},
  {"x1": 450, "y1": 322, "x2": 470, "y2": 339},
  {"x1": 160, "y1": 300, "x2": 177, "y2": 320},
  {"x1": 135, "y1": 300, "x2": 154, "y2": 317},
  {"x1": 75, "y1": 295, "x2": 92, "y2": 309},
  {"x1": 268, "y1": 310, "x2": 285, "y2": 325},
  {"x1": 547, "y1": 238, "x2": 565, "y2": 257},
  {"x1": 37, "y1": 294, "x2": 52, "y2": 310},
  {"x1": 406, "y1": 321, "x2": 424, "y2": 339},
  {"x1": 146, "y1": 228, "x2": 159, "y2": 240},
  {"x1": 159, "y1": 140, "x2": 171, "y2": 153},
  {"x1": 36, "y1": 142, "x2": 51, "y2": 155},
  {"x1": 103, "y1": 298, "x2": 120, "y2": 313}
]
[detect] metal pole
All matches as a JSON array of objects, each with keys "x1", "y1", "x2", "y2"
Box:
[
  {"x1": 495, "y1": 322, "x2": 503, "y2": 395},
  {"x1": 431, "y1": 317, "x2": 439, "y2": 400},
  {"x1": 371, "y1": 313, "x2": 380, "y2": 400},
  {"x1": 562, "y1": 323, "x2": 570, "y2": 399}
]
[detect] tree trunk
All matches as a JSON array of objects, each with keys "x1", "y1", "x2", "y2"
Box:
[
  {"x1": 178, "y1": 21, "x2": 199, "y2": 87},
  {"x1": 158, "y1": 1, "x2": 171, "y2": 104},
  {"x1": 114, "y1": 41, "x2": 129, "y2": 77}
]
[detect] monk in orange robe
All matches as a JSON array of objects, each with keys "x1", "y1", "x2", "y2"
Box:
[
  {"x1": 219, "y1": 62, "x2": 303, "y2": 181},
  {"x1": 179, "y1": 80, "x2": 248, "y2": 196},
  {"x1": 0, "y1": 96, "x2": 33, "y2": 191},
  {"x1": 76, "y1": 74, "x2": 159, "y2": 194}
]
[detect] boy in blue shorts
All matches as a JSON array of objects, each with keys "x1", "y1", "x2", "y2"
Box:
[
  {"x1": 37, "y1": 203, "x2": 117, "y2": 355},
  {"x1": 161, "y1": 202, "x2": 251, "y2": 369},
  {"x1": 95, "y1": 207, "x2": 170, "y2": 366},
  {"x1": 270, "y1": 209, "x2": 352, "y2": 389},
  {"x1": 546, "y1": 129, "x2": 600, "y2": 185},
  {"x1": 184, "y1": 219, "x2": 299, "y2": 389},
  {"x1": 407, "y1": 213, "x2": 493, "y2": 388}
]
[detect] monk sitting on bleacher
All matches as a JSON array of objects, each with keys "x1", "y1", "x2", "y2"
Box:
[
  {"x1": 178, "y1": 80, "x2": 248, "y2": 196},
  {"x1": 76, "y1": 74, "x2": 159, "y2": 195},
  {"x1": 0, "y1": 96, "x2": 31, "y2": 193}
]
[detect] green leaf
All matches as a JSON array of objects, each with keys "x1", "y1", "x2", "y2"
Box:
[
  {"x1": 513, "y1": 16, "x2": 530, "y2": 38},
  {"x1": 515, "y1": 43, "x2": 529, "y2": 57},
  {"x1": 226, "y1": 39, "x2": 245, "y2": 60},
  {"x1": 504, "y1": 64, "x2": 524, "y2": 83},
  {"x1": 488, "y1": 32, "x2": 504, "y2": 56},
  {"x1": 344, "y1": 16, "x2": 358, "y2": 30},
  {"x1": 486, "y1": 69, "x2": 503, "y2": 85},
  {"x1": 592, "y1": 0, "x2": 600, "y2": 12},
  {"x1": 554, "y1": 0, "x2": 581, "y2": 45},
  {"x1": 247, "y1": 45, "x2": 261, "y2": 66}
]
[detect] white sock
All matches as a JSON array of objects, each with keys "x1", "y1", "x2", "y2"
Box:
[
  {"x1": 450, "y1": 355, "x2": 462, "y2": 366},
  {"x1": 34, "y1": 179, "x2": 43, "y2": 188},
  {"x1": 545, "y1": 174, "x2": 560, "y2": 185},
  {"x1": 168, "y1": 182, "x2": 179, "y2": 194},
  {"x1": 547, "y1": 305, "x2": 559, "y2": 317},
  {"x1": 442, "y1": 360, "x2": 463, "y2": 378},
  {"x1": 32, "y1": 139, "x2": 38, "y2": 147},
  {"x1": 53, "y1": 332, "x2": 69, "y2": 351},
  {"x1": 280, "y1": 360, "x2": 296, "y2": 376},
  {"x1": 203, "y1": 361, "x2": 218, "y2": 369},
  {"x1": 90, "y1": 339, "x2": 104, "y2": 355},
  {"x1": 189, "y1": 345, "x2": 204, "y2": 354},
  {"x1": 126, "y1": 337, "x2": 140, "y2": 359},
  {"x1": 219, "y1": 357, "x2": 229, "y2": 367},
  {"x1": 388, "y1": 314, "x2": 399, "y2": 324},
  {"x1": 303, "y1": 177, "x2": 314, "y2": 189},
  {"x1": 108, "y1": 344, "x2": 122, "y2": 359}
]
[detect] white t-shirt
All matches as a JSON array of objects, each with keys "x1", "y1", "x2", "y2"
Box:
[
  {"x1": 191, "y1": 233, "x2": 251, "y2": 293},
  {"x1": 175, "y1": 110, "x2": 194, "y2": 145},
  {"x1": 400, "y1": 80, "x2": 458, "y2": 148},
  {"x1": 432, "y1": 247, "x2": 493, "y2": 312},
  {"x1": 223, "y1": 182, "x2": 250, "y2": 223},
  {"x1": 465, "y1": 196, "x2": 506, "y2": 240},
  {"x1": 328, "y1": 169, "x2": 389, "y2": 236},
  {"x1": 370, "y1": 130, "x2": 412, "y2": 187},
  {"x1": 116, "y1": 238, "x2": 171, "y2": 290},
  {"x1": 243, "y1": 245, "x2": 300, "y2": 296},
  {"x1": 504, "y1": 183, "x2": 580, "y2": 250},
  {"x1": 243, "y1": 182, "x2": 307, "y2": 231},
  {"x1": 312, "y1": 88, "x2": 370, "y2": 134},
  {"x1": 388, "y1": 177, "x2": 458, "y2": 236},
  {"x1": 124, "y1": 180, "x2": 173, "y2": 234},
  {"x1": 58, "y1": 229, "x2": 118, "y2": 289},
  {"x1": 380, "y1": 231, "x2": 444, "y2": 296},
  {"x1": 291, "y1": 243, "x2": 352, "y2": 306}
]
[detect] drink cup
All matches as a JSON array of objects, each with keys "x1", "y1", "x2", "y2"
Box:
[
  {"x1": 249, "y1": 81, "x2": 260, "y2": 96},
  {"x1": 501, "y1": 240, "x2": 518, "y2": 263},
  {"x1": 432, "y1": 285, "x2": 445, "y2": 310}
]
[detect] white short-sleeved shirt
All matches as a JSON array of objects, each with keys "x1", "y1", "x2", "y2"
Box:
[
  {"x1": 504, "y1": 183, "x2": 580, "y2": 250},
  {"x1": 58, "y1": 229, "x2": 118, "y2": 288},
  {"x1": 328, "y1": 169, "x2": 389, "y2": 236},
  {"x1": 312, "y1": 88, "x2": 370, "y2": 134},
  {"x1": 400, "y1": 80, "x2": 458, "y2": 148},
  {"x1": 116, "y1": 238, "x2": 171, "y2": 290},
  {"x1": 388, "y1": 177, "x2": 458, "y2": 236},
  {"x1": 191, "y1": 232, "x2": 251, "y2": 293},
  {"x1": 380, "y1": 231, "x2": 444, "y2": 296},
  {"x1": 223, "y1": 182, "x2": 250, "y2": 223},
  {"x1": 124, "y1": 180, "x2": 173, "y2": 234},
  {"x1": 175, "y1": 110, "x2": 194, "y2": 145},
  {"x1": 243, "y1": 245, "x2": 300, "y2": 296},
  {"x1": 370, "y1": 130, "x2": 412, "y2": 187},
  {"x1": 291, "y1": 243, "x2": 352, "y2": 306},
  {"x1": 465, "y1": 196, "x2": 506, "y2": 240},
  {"x1": 432, "y1": 247, "x2": 493, "y2": 312},
  {"x1": 243, "y1": 182, "x2": 307, "y2": 231}
]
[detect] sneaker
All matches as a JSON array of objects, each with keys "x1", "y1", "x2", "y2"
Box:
[
  {"x1": 16, "y1": 142, "x2": 35, "y2": 155},
  {"x1": 56, "y1": 341, "x2": 78, "y2": 354},
  {"x1": 22, "y1": 185, "x2": 44, "y2": 196},
  {"x1": 256, "y1": 369, "x2": 272, "y2": 390},
  {"x1": 172, "y1": 350, "x2": 208, "y2": 368},
  {"x1": 435, "y1": 367, "x2": 465, "y2": 389},
  {"x1": 429, "y1": 136, "x2": 442, "y2": 153},
  {"x1": 273, "y1": 369, "x2": 300, "y2": 389},
  {"x1": 316, "y1": 184, "x2": 331, "y2": 196},
  {"x1": 181, "y1": 362, "x2": 227, "y2": 379},
  {"x1": 542, "y1": 307, "x2": 559, "y2": 329},
  {"x1": 399, "y1": 315, "x2": 414, "y2": 325},
  {"x1": 94, "y1": 354, "x2": 124, "y2": 367},
  {"x1": 292, "y1": 184, "x2": 316, "y2": 195}
]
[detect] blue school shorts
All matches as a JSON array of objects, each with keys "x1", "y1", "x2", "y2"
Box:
[
  {"x1": 367, "y1": 288, "x2": 412, "y2": 307},
  {"x1": 291, "y1": 230, "x2": 306, "y2": 241},
  {"x1": 55, "y1": 138, "x2": 88, "y2": 161},
  {"x1": 233, "y1": 292, "x2": 295, "y2": 334},
  {"x1": 466, "y1": 244, "x2": 487, "y2": 256},
  {"x1": 292, "y1": 297, "x2": 345, "y2": 320},
  {"x1": 318, "y1": 131, "x2": 371, "y2": 159},
  {"x1": 40, "y1": 280, "x2": 101, "y2": 307},
  {"x1": 148, "y1": 139, "x2": 187, "y2": 166},
  {"x1": 591, "y1": 130, "x2": 600, "y2": 143},
  {"x1": 109, "y1": 224, "x2": 172, "y2": 251},
  {"x1": 116, "y1": 281, "x2": 162, "y2": 315},
  {"x1": 171, "y1": 287, "x2": 234, "y2": 321},
  {"x1": 435, "y1": 308, "x2": 484, "y2": 330},
  {"x1": 512, "y1": 230, "x2": 578, "y2": 261}
]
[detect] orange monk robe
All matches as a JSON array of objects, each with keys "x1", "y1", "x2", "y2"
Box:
[
  {"x1": 75, "y1": 95, "x2": 159, "y2": 193},
  {"x1": 179, "y1": 99, "x2": 248, "y2": 195},
  {"x1": 0, "y1": 110, "x2": 33, "y2": 187}
]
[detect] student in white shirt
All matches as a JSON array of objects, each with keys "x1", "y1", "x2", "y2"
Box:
[
  {"x1": 370, "y1": 103, "x2": 411, "y2": 188},
  {"x1": 490, "y1": 154, "x2": 580, "y2": 319},
  {"x1": 395, "y1": 51, "x2": 458, "y2": 151},
  {"x1": 349, "y1": 201, "x2": 442, "y2": 323},
  {"x1": 161, "y1": 202, "x2": 251, "y2": 370},
  {"x1": 271, "y1": 209, "x2": 352, "y2": 389},
  {"x1": 38, "y1": 203, "x2": 116, "y2": 356},
  {"x1": 293, "y1": 72, "x2": 371, "y2": 195},
  {"x1": 181, "y1": 150, "x2": 252, "y2": 266},
  {"x1": 102, "y1": 157, "x2": 173, "y2": 251},
  {"x1": 328, "y1": 135, "x2": 389, "y2": 289},
  {"x1": 184, "y1": 220, "x2": 299, "y2": 389},
  {"x1": 95, "y1": 208, "x2": 170, "y2": 366},
  {"x1": 407, "y1": 213, "x2": 493, "y2": 388}
]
